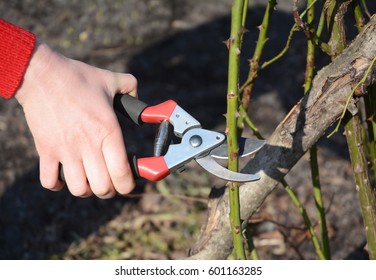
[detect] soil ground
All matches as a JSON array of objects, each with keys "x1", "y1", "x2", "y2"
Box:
[{"x1": 0, "y1": 0, "x2": 375, "y2": 259}]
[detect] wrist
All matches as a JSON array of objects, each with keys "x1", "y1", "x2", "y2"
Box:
[{"x1": 15, "y1": 42, "x2": 57, "y2": 105}]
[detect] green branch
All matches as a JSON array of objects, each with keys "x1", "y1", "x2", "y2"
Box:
[
  {"x1": 261, "y1": 0, "x2": 321, "y2": 70},
  {"x1": 282, "y1": 179, "x2": 326, "y2": 260},
  {"x1": 305, "y1": 0, "x2": 331, "y2": 260},
  {"x1": 344, "y1": 114, "x2": 376, "y2": 259},
  {"x1": 310, "y1": 146, "x2": 331, "y2": 259},
  {"x1": 240, "y1": 0, "x2": 277, "y2": 113},
  {"x1": 226, "y1": 0, "x2": 246, "y2": 260}
]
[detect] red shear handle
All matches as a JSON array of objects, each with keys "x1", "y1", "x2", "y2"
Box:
[
  {"x1": 136, "y1": 157, "x2": 170, "y2": 182},
  {"x1": 140, "y1": 100, "x2": 177, "y2": 123},
  {"x1": 114, "y1": 94, "x2": 177, "y2": 125},
  {"x1": 59, "y1": 95, "x2": 175, "y2": 183}
]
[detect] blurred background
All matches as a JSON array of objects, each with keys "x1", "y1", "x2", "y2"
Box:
[{"x1": 0, "y1": 0, "x2": 375, "y2": 259}]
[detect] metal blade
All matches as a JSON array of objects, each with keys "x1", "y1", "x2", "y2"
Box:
[
  {"x1": 210, "y1": 138, "x2": 266, "y2": 159},
  {"x1": 195, "y1": 156, "x2": 261, "y2": 182}
]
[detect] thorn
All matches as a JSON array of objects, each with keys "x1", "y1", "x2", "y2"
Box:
[
  {"x1": 223, "y1": 38, "x2": 230, "y2": 49},
  {"x1": 227, "y1": 92, "x2": 236, "y2": 99},
  {"x1": 241, "y1": 27, "x2": 249, "y2": 34},
  {"x1": 236, "y1": 48, "x2": 241, "y2": 55},
  {"x1": 223, "y1": 37, "x2": 235, "y2": 49},
  {"x1": 230, "y1": 152, "x2": 238, "y2": 160}
]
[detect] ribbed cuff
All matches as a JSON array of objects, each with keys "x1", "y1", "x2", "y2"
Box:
[{"x1": 0, "y1": 19, "x2": 36, "y2": 99}]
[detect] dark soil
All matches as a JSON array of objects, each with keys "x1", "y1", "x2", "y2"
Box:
[{"x1": 0, "y1": 0, "x2": 375, "y2": 259}]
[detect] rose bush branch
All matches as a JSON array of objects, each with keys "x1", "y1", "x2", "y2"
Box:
[{"x1": 189, "y1": 15, "x2": 376, "y2": 260}]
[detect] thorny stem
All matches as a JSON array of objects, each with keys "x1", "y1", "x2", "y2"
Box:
[
  {"x1": 304, "y1": 0, "x2": 316, "y2": 94},
  {"x1": 293, "y1": 0, "x2": 332, "y2": 56},
  {"x1": 352, "y1": 0, "x2": 365, "y2": 31},
  {"x1": 325, "y1": 0, "x2": 350, "y2": 58},
  {"x1": 239, "y1": 0, "x2": 277, "y2": 115},
  {"x1": 226, "y1": 0, "x2": 376, "y2": 261},
  {"x1": 243, "y1": 224, "x2": 259, "y2": 260},
  {"x1": 327, "y1": 0, "x2": 376, "y2": 259},
  {"x1": 282, "y1": 180, "x2": 326, "y2": 260},
  {"x1": 237, "y1": 0, "x2": 329, "y2": 259},
  {"x1": 316, "y1": 5, "x2": 326, "y2": 39},
  {"x1": 305, "y1": 0, "x2": 331, "y2": 260},
  {"x1": 241, "y1": 109, "x2": 333, "y2": 259},
  {"x1": 364, "y1": 84, "x2": 376, "y2": 187},
  {"x1": 310, "y1": 146, "x2": 331, "y2": 259},
  {"x1": 351, "y1": 2, "x2": 376, "y2": 258},
  {"x1": 344, "y1": 114, "x2": 376, "y2": 260},
  {"x1": 260, "y1": 0, "x2": 319, "y2": 70},
  {"x1": 352, "y1": 0, "x2": 376, "y2": 186},
  {"x1": 227, "y1": 0, "x2": 246, "y2": 260},
  {"x1": 239, "y1": 106, "x2": 263, "y2": 139},
  {"x1": 239, "y1": 78, "x2": 326, "y2": 260},
  {"x1": 242, "y1": 0, "x2": 249, "y2": 27}
]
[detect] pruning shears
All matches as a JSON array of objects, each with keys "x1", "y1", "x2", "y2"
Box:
[
  {"x1": 59, "y1": 94, "x2": 265, "y2": 182},
  {"x1": 112, "y1": 94, "x2": 265, "y2": 182}
]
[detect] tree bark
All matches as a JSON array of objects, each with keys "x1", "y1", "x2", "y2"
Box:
[{"x1": 188, "y1": 15, "x2": 376, "y2": 260}]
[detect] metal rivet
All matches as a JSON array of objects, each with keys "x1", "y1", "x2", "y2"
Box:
[{"x1": 189, "y1": 135, "x2": 202, "y2": 148}]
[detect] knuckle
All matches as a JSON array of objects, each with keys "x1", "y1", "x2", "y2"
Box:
[
  {"x1": 114, "y1": 177, "x2": 136, "y2": 196},
  {"x1": 92, "y1": 185, "x2": 116, "y2": 199},
  {"x1": 105, "y1": 160, "x2": 135, "y2": 195},
  {"x1": 68, "y1": 184, "x2": 92, "y2": 197},
  {"x1": 40, "y1": 176, "x2": 59, "y2": 190},
  {"x1": 127, "y1": 74, "x2": 138, "y2": 87}
]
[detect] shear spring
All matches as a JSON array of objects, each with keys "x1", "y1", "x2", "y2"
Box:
[{"x1": 153, "y1": 120, "x2": 170, "y2": 156}]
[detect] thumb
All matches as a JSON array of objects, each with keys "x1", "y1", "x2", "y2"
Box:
[{"x1": 112, "y1": 73, "x2": 138, "y2": 98}]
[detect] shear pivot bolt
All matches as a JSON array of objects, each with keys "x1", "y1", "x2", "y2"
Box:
[{"x1": 189, "y1": 135, "x2": 202, "y2": 148}]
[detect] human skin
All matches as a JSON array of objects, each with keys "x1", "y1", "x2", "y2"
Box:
[{"x1": 15, "y1": 42, "x2": 138, "y2": 198}]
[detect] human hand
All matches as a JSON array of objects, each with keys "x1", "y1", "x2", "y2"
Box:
[{"x1": 15, "y1": 43, "x2": 137, "y2": 198}]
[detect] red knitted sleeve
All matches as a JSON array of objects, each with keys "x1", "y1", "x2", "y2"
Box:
[{"x1": 0, "y1": 19, "x2": 36, "y2": 99}]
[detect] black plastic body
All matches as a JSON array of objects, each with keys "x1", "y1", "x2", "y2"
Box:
[{"x1": 113, "y1": 94, "x2": 148, "y2": 125}]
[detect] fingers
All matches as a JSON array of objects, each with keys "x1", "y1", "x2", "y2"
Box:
[
  {"x1": 61, "y1": 160, "x2": 93, "y2": 198},
  {"x1": 82, "y1": 149, "x2": 116, "y2": 199},
  {"x1": 39, "y1": 156, "x2": 64, "y2": 191},
  {"x1": 40, "y1": 129, "x2": 134, "y2": 198},
  {"x1": 36, "y1": 69, "x2": 138, "y2": 199},
  {"x1": 40, "y1": 156, "x2": 93, "y2": 198},
  {"x1": 102, "y1": 126, "x2": 136, "y2": 196}
]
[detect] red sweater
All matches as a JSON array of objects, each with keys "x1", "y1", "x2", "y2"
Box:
[{"x1": 0, "y1": 19, "x2": 36, "y2": 99}]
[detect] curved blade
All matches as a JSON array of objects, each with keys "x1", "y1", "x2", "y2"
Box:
[
  {"x1": 210, "y1": 138, "x2": 266, "y2": 159},
  {"x1": 195, "y1": 156, "x2": 260, "y2": 182}
]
